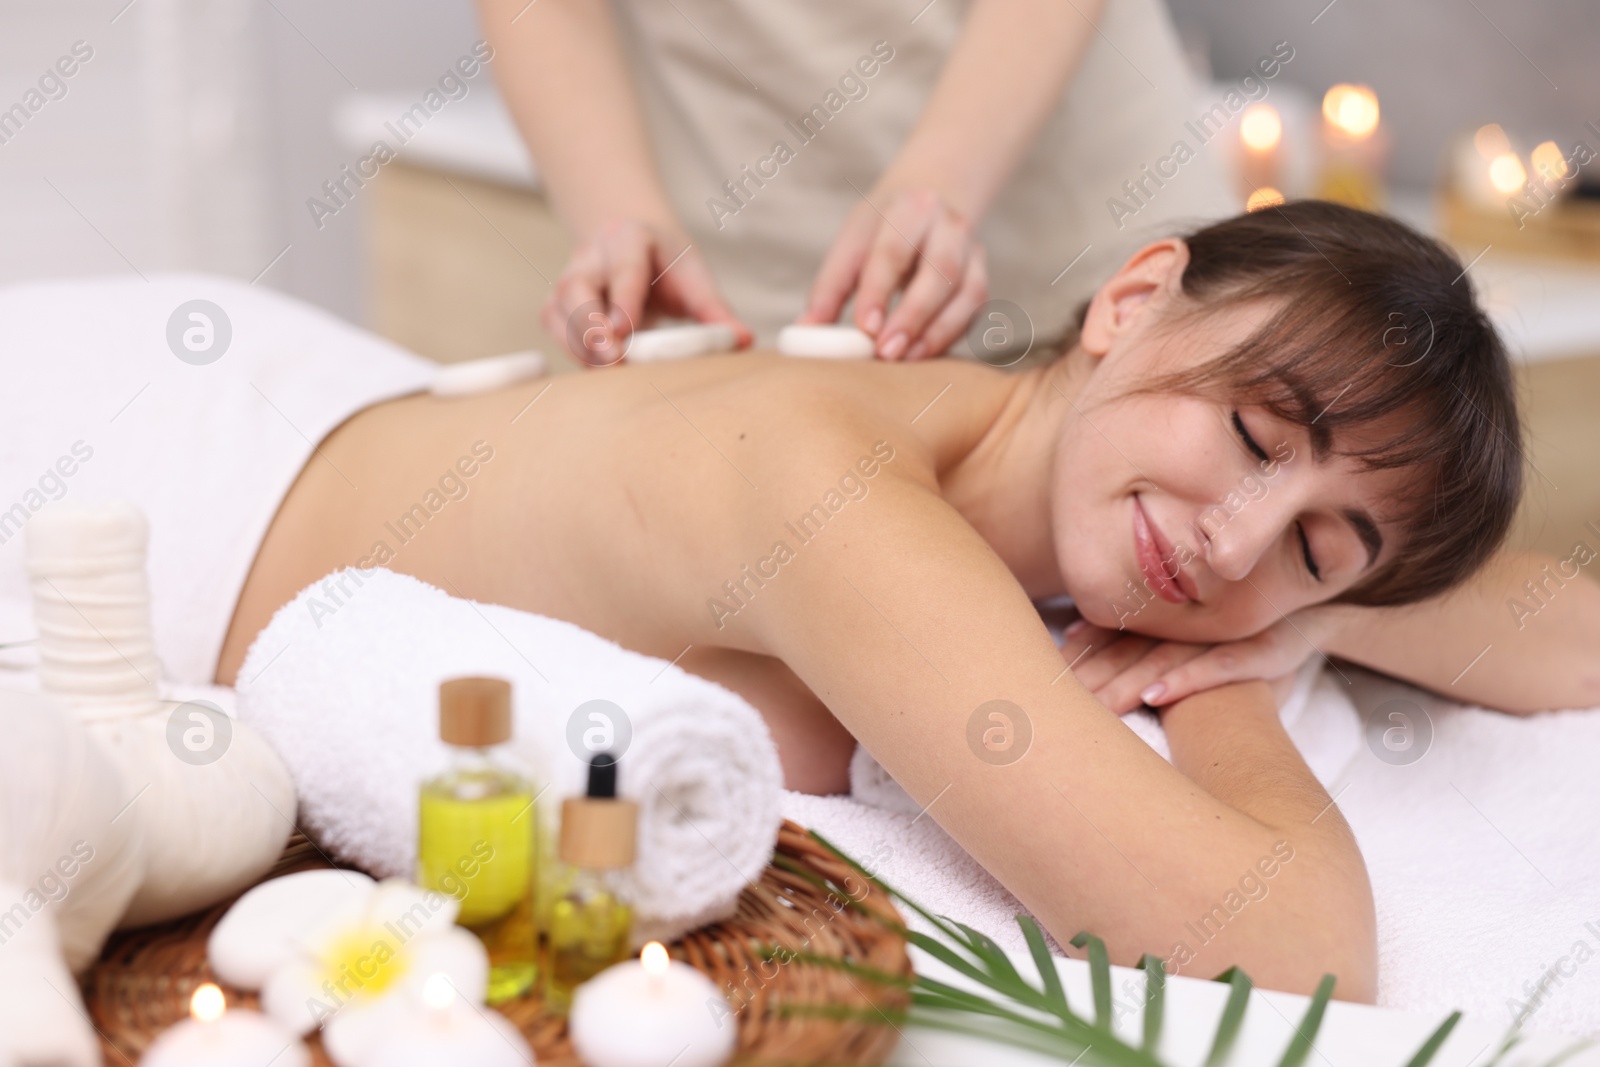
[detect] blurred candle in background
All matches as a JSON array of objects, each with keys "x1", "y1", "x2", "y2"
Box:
[
  {"x1": 1451, "y1": 122, "x2": 1516, "y2": 207},
  {"x1": 1239, "y1": 103, "x2": 1284, "y2": 199},
  {"x1": 1475, "y1": 122, "x2": 1511, "y2": 159},
  {"x1": 1489, "y1": 150, "x2": 1528, "y2": 195},
  {"x1": 1246, "y1": 187, "x2": 1286, "y2": 212},
  {"x1": 1531, "y1": 140, "x2": 1571, "y2": 184},
  {"x1": 1316, "y1": 83, "x2": 1387, "y2": 210}
]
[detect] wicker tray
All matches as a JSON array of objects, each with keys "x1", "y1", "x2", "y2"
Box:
[{"x1": 83, "y1": 820, "x2": 909, "y2": 1066}]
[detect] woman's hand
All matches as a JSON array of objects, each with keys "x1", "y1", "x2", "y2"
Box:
[
  {"x1": 797, "y1": 188, "x2": 988, "y2": 361},
  {"x1": 1059, "y1": 609, "x2": 1339, "y2": 714},
  {"x1": 543, "y1": 219, "x2": 752, "y2": 366},
  {"x1": 1058, "y1": 623, "x2": 1209, "y2": 714}
]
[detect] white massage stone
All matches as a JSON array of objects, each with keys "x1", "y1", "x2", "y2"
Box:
[
  {"x1": 625, "y1": 323, "x2": 737, "y2": 362},
  {"x1": 776, "y1": 324, "x2": 876, "y2": 359},
  {"x1": 430, "y1": 351, "x2": 546, "y2": 397}
]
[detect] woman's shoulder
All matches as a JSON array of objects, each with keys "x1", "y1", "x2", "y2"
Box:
[{"x1": 617, "y1": 351, "x2": 1011, "y2": 473}]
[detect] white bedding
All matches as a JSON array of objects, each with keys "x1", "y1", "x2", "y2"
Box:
[
  {"x1": 788, "y1": 660, "x2": 1600, "y2": 1040},
  {"x1": 0, "y1": 274, "x2": 436, "y2": 684}
]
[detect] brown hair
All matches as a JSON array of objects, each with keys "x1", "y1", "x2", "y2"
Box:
[{"x1": 1075, "y1": 199, "x2": 1524, "y2": 607}]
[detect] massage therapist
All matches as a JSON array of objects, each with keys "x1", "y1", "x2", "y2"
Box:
[{"x1": 479, "y1": 0, "x2": 1235, "y2": 360}]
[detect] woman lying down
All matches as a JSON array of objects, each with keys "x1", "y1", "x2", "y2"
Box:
[{"x1": 215, "y1": 201, "x2": 1600, "y2": 1003}]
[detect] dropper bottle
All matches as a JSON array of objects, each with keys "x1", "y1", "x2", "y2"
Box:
[
  {"x1": 417, "y1": 676, "x2": 540, "y2": 1003},
  {"x1": 545, "y1": 752, "x2": 637, "y2": 1012}
]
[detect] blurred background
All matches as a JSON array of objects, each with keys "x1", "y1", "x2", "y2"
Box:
[{"x1": 3, "y1": 0, "x2": 1597, "y2": 555}]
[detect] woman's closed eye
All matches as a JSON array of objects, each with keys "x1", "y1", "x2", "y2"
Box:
[
  {"x1": 1296, "y1": 522, "x2": 1322, "y2": 581},
  {"x1": 1230, "y1": 410, "x2": 1271, "y2": 463},
  {"x1": 1233, "y1": 410, "x2": 1322, "y2": 581}
]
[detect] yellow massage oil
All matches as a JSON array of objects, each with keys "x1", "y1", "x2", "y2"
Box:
[
  {"x1": 417, "y1": 676, "x2": 540, "y2": 1003},
  {"x1": 545, "y1": 751, "x2": 637, "y2": 1012}
]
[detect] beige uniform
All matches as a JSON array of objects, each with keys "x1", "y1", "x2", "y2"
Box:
[{"x1": 609, "y1": 0, "x2": 1236, "y2": 347}]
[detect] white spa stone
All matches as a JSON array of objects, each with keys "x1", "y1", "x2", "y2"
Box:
[
  {"x1": 430, "y1": 351, "x2": 546, "y2": 397},
  {"x1": 625, "y1": 323, "x2": 738, "y2": 362},
  {"x1": 776, "y1": 324, "x2": 876, "y2": 359}
]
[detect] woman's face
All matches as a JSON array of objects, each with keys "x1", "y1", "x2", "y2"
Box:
[{"x1": 1050, "y1": 240, "x2": 1410, "y2": 643}]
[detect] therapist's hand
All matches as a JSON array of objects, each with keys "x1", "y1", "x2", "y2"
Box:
[
  {"x1": 543, "y1": 219, "x2": 752, "y2": 365},
  {"x1": 798, "y1": 188, "x2": 988, "y2": 361}
]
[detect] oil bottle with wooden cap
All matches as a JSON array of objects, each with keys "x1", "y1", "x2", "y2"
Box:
[
  {"x1": 417, "y1": 676, "x2": 539, "y2": 1003},
  {"x1": 545, "y1": 751, "x2": 637, "y2": 1012}
]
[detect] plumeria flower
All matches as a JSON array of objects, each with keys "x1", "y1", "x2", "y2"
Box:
[{"x1": 208, "y1": 869, "x2": 491, "y2": 1066}]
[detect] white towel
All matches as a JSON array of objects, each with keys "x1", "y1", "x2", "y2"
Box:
[
  {"x1": 1335, "y1": 668, "x2": 1600, "y2": 1040},
  {"x1": 235, "y1": 568, "x2": 785, "y2": 944},
  {"x1": 0, "y1": 273, "x2": 438, "y2": 686},
  {"x1": 793, "y1": 659, "x2": 1600, "y2": 1038}
]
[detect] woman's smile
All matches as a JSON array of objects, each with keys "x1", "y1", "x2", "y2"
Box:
[{"x1": 1133, "y1": 493, "x2": 1197, "y2": 604}]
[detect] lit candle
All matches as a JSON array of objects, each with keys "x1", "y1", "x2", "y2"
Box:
[
  {"x1": 361, "y1": 974, "x2": 533, "y2": 1067},
  {"x1": 569, "y1": 941, "x2": 736, "y2": 1067},
  {"x1": 1488, "y1": 151, "x2": 1528, "y2": 196},
  {"x1": 1451, "y1": 122, "x2": 1521, "y2": 208},
  {"x1": 142, "y1": 984, "x2": 311, "y2": 1067},
  {"x1": 1239, "y1": 103, "x2": 1284, "y2": 194},
  {"x1": 1530, "y1": 141, "x2": 1572, "y2": 189},
  {"x1": 1316, "y1": 83, "x2": 1388, "y2": 210},
  {"x1": 1246, "y1": 187, "x2": 1286, "y2": 212}
]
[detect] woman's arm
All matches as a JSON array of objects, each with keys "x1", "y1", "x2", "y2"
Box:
[
  {"x1": 1159, "y1": 681, "x2": 1376, "y2": 995},
  {"x1": 1083, "y1": 546, "x2": 1600, "y2": 716},
  {"x1": 1321, "y1": 547, "x2": 1600, "y2": 713},
  {"x1": 881, "y1": 0, "x2": 1105, "y2": 220},
  {"x1": 802, "y1": 0, "x2": 1107, "y2": 357},
  {"x1": 737, "y1": 456, "x2": 1376, "y2": 999},
  {"x1": 478, "y1": 0, "x2": 674, "y2": 237}
]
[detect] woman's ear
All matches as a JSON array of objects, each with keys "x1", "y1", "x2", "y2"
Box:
[{"x1": 1078, "y1": 238, "x2": 1190, "y2": 361}]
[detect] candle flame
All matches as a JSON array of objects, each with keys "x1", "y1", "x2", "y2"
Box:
[
  {"x1": 1474, "y1": 123, "x2": 1510, "y2": 160},
  {"x1": 1246, "y1": 187, "x2": 1286, "y2": 212},
  {"x1": 422, "y1": 973, "x2": 456, "y2": 1011},
  {"x1": 190, "y1": 983, "x2": 225, "y2": 1023},
  {"x1": 1531, "y1": 141, "x2": 1569, "y2": 181},
  {"x1": 1240, "y1": 105, "x2": 1282, "y2": 152},
  {"x1": 641, "y1": 941, "x2": 670, "y2": 977},
  {"x1": 1322, "y1": 84, "x2": 1379, "y2": 139},
  {"x1": 1488, "y1": 152, "x2": 1527, "y2": 195}
]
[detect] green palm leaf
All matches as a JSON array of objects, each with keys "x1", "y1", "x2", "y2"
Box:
[
  {"x1": 798, "y1": 830, "x2": 1579, "y2": 1067},
  {"x1": 1401, "y1": 1012, "x2": 1462, "y2": 1067},
  {"x1": 1276, "y1": 975, "x2": 1336, "y2": 1067},
  {"x1": 1072, "y1": 931, "x2": 1115, "y2": 1030},
  {"x1": 1018, "y1": 915, "x2": 1071, "y2": 1021},
  {"x1": 1141, "y1": 954, "x2": 1167, "y2": 1053},
  {"x1": 1205, "y1": 967, "x2": 1254, "y2": 1067}
]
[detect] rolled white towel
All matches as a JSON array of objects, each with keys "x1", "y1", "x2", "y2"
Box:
[{"x1": 235, "y1": 568, "x2": 784, "y2": 943}]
